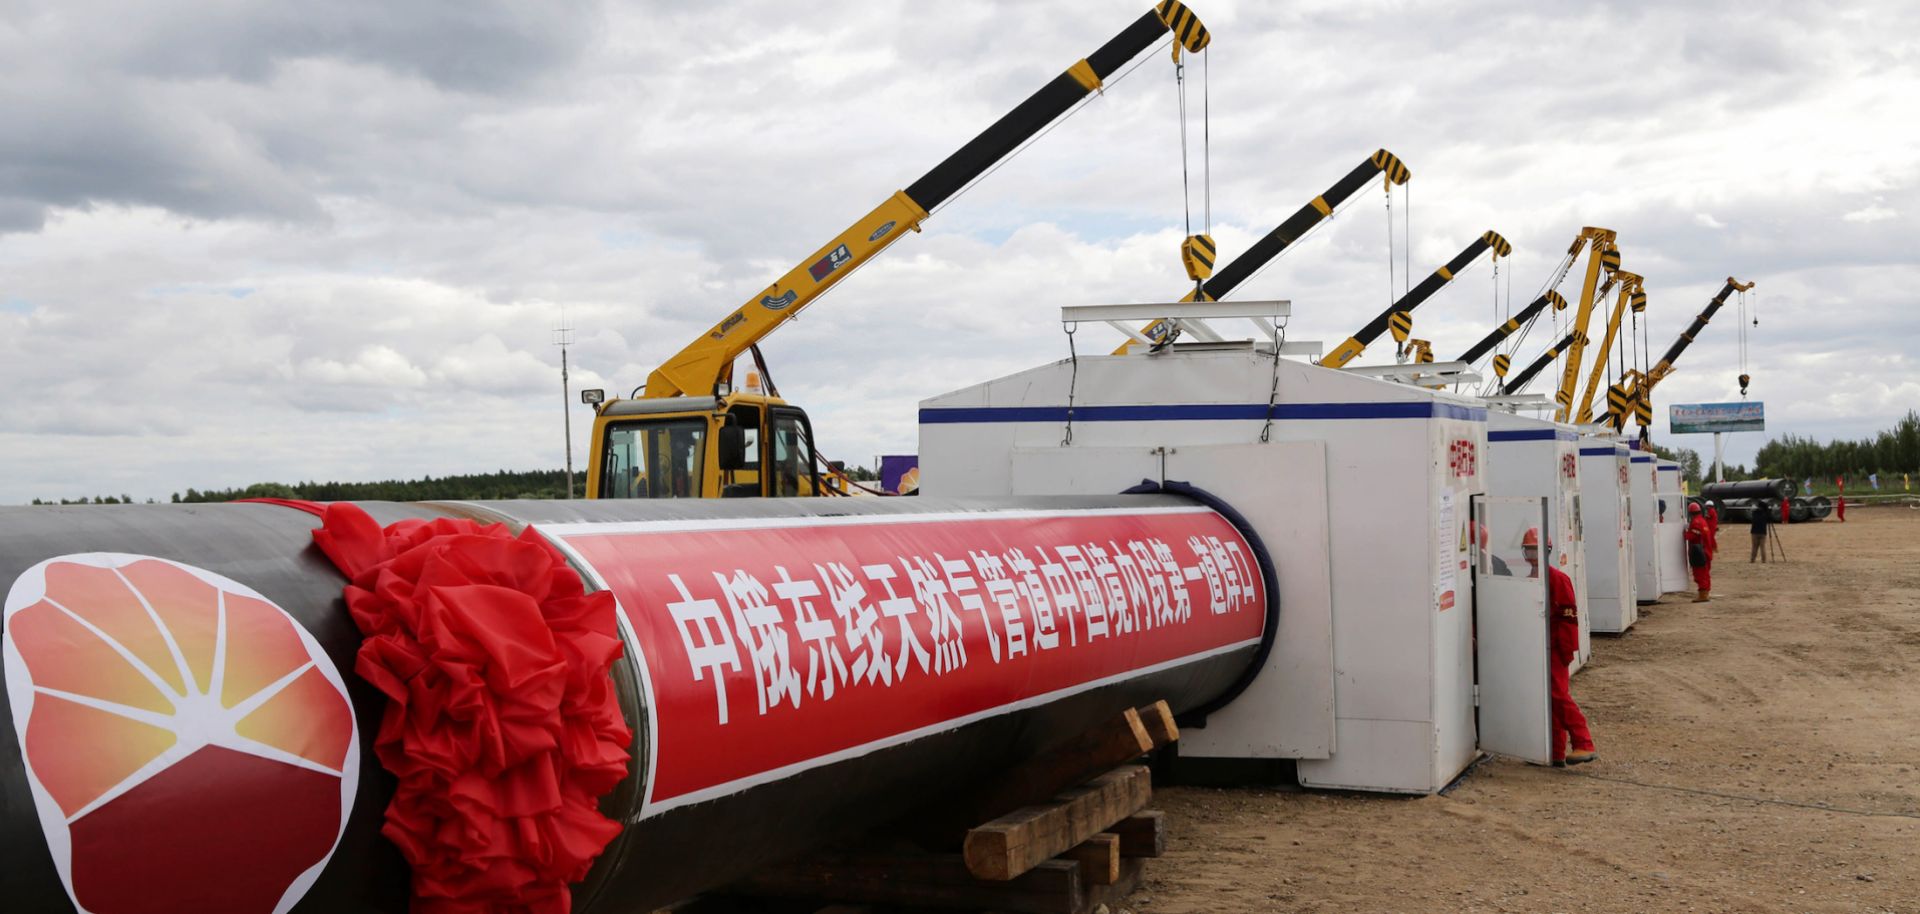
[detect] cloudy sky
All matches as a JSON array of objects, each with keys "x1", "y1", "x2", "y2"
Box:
[{"x1": 2, "y1": 0, "x2": 1914, "y2": 503}]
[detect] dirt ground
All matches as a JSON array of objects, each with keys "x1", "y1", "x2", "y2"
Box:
[{"x1": 1139, "y1": 506, "x2": 1920, "y2": 914}]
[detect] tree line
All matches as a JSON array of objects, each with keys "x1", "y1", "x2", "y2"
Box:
[
  {"x1": 29, "y1": 464, "x2": 887, "y2": 506},
  {"x1": 1754, "y1": 410, "x2": 1920, "y2": 481},
  {"x1": 30, "y1": 469, "x2": 572, "y2": 506}
]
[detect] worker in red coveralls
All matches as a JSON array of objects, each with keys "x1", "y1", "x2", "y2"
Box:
[
  {"x1": 1685, "y1": 502, "x2": 1713, "y2": 602},
  {"x1": 1524, "y1": 528, "x2": 1596, "y2": 766}
]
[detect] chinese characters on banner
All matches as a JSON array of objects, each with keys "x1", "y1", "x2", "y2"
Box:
[{"x1": 544, "y1": 508, "x2": 1265, "y2": 814}]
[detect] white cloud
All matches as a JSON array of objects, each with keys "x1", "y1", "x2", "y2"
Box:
[
  {"x1": 3, "y1": 0, "x2": 1918, "y2": 501},
  {"x1": 1842, "y1": 203, "x2": 1897, "y2": 223}
]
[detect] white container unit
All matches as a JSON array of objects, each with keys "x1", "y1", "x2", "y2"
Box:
[
  {"x1": 1656, "y1": 459, "x2": 1689, "y2": 594},
  {"x1": 919, "y1": 344, "x2": 1554, "y2": 794},
  {"x1": 1629, "y1": 447, "x2": 1661, "y2": 603},
  {"x1": 1485, "y1": 412, "x2": 1590, "y2": 669},
  {"x1": 1579, "y1": 438, "x2": 1637, "y2": 632}
]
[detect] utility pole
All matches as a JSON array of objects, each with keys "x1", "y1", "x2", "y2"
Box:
[{"x1": 555, "y1": 318, "x2": 575, "y2": 498}]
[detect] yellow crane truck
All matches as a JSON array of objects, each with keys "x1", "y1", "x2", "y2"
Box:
[{"x1": 581, "y1": 3, "x2": 1212, "y2": 499}]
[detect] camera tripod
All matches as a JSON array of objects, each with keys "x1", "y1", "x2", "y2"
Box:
[{"x1": 1762, "y1": 522, "x2": 1788, "y2": 562}]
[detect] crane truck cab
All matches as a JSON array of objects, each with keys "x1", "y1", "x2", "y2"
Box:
[{"x1": 584, "y1": 392, "x2": 821, "y2": 499}]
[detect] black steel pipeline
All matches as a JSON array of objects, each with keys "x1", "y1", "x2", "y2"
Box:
[
  {"x1": 1701, "y1": 479, "x2": 1797, "y2": 501},
  {"x1": 2, "y1": 493, "x2": 1270, "y2": 912}
]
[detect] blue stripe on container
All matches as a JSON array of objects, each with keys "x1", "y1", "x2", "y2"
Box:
[
  {"x1": 1578, "y1": 447, "x2": 1617, "y2": 456},
  {"x1": 1489, "y1": 429, "x2": 1578, "y2": 442},
  {"x1": 919, "y1": 401, "x2": 1487, "y2": 425},
  {"x1": 1631, "y1": 456, "x2": 1653, "y2": 463}
]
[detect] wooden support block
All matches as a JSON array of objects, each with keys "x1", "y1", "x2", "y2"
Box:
[
  {"x1": 1135, "y1": 701, "x2": 1179, "y2": 748},
  {"x1": 735, "y1": 852, "x2": 1086, "y2": 914},
  {"x1": 909, "y1": 707, "x2": 1153, "y2": 847},
  {"x1": 963, "y1": 765, "x2": 1153, "y2": 882},
  {"x1": 1061, "y1": 832, "x2": 1121, "y2": 885},
  {"x1": 1083, "y1": 858, "x2": 1147, "y2": 912},
  {"x1": 1110, "y1": 810, "x2": 1166, "y2": 858}
]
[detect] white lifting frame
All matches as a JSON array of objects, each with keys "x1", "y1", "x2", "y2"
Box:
[
  {"x1": 1342, "y1": 361, "x2": 1483, "y2": 386},
  {"x1": 1061, "y1": 300, "x2": 1293, "y2": 352}
]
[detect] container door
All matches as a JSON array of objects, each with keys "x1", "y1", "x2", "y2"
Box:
[{"x1": 1471, "y1": 495, "x2": 1552, "y2": 764}]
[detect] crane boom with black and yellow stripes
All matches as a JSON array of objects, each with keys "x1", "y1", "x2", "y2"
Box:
[
  {"x1": 1114, "y1": 149, "x2": 1411, "y2": 354},
  {"x1": 1501, "y1": 329, "x2": 1585, "y2": 396},
  {"x1": 1452, "y1": 289, "x2": 1568, "y2": 383},
  {"x1": 1320, "y1": 231, "x2": 1511, "y2": 369},
  {"x1": 584, "y1": 3, "x2": 1213, "y2": 500},
  {"x1": 1605, "y1": 276, "x2": 1755, "y2": 432},
  {"x1": 1550, "y1": 227, "x2": 1620, "y2": 420},
  {"x1": 1572, "y1": 271, "x2": 1644, "y2": 424}
]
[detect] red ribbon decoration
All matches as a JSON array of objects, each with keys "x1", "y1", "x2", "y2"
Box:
[{"x1": 311, "y1": 503, "x2": 631, "y2": 913}]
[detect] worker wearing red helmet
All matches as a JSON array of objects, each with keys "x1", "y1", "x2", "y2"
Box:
[
  {"x1": 1523, "y1": 528, "x2": 1597, "y2": 766},
  {"x1": 1685, "y1": 502, "x2": 1713, "y2": 601}
]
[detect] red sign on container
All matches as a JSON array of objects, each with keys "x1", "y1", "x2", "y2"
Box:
[{"x1": 541, "y1": 507, "x2": 1265, "y2": 816}]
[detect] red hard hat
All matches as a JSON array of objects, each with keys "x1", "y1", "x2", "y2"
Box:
[
  {"x1": 1688, "y1": 502, "x2": 1702, "y2": 514},
  {"x1": 1521, "y1": 527, "x2": 1541, "y2": 547}
]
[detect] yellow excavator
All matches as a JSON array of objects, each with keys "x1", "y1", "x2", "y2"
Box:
[{"x1": 580, "y1": 3, "x2": 1212, "y2": 499}]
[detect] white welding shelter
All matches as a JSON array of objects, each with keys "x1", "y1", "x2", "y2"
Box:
[
  {"x1": 1629, "y1": 446, "x2": 1661, "y2": 603},
  {"x1": 1485, "y1": 411, "x2": 1590, "y2": 668},
  {"x1": 919, "y1": 326, "x2": 1554, "y2": 794},
  {"x1": 1580, "y1": 436, "x2": 1637, "y2": 632},
  {"x1": 1656, "y1": 460, "x2": 1689, "y2": 594}
]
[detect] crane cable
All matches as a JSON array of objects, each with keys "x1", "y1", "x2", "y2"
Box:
[
  {"x1": 1736, "y1": 285, "x2": 1753, "y2": 397},
  {"x1": 1219, "y1": 181, "x2": 1390, "y2": 301},
  {"x1": 1613, "y1": 294, "x2": 1626, "y2": 390},
  {"x1": 1636, "y1": 289, "x2": 1649, "y2": 399},
  {"x1": 1390, "y1": 183, "x2": 1405, "y2": 311},
  {"x1": 1403, "y1": 176, "x2": 1412, "y2": 301},
  {"x1": 1507, "y1": 247, "x2": 1578, "y2": 364},
  {"x1": 1479, "y1": 248, "x2": 1578, "y2": 397},
  {"x1": 785, "y1": 38, "x2": 1179, "y2": 396},
  {"x1": 931, "y1": 36, "x2": 1175, "y2": 219},
  {"x1": 1174, "y1": 45, "x2": 1210, "y2": 241},
  {"x1": 1382, "y1": 177, "x2": 1414, "y2": 305}
]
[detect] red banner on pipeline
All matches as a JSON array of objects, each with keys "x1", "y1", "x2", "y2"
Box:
[{"x1": 543, "y1": 508, "x2": 1265, "y2": 814}]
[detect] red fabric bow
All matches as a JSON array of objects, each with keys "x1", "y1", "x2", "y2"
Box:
[{"x1": 312, "y1": 504, "x2": 631, "y2": 913}]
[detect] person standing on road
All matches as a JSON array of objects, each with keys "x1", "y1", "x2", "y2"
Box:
[
  {"x1": 1524, "y1": 528, "x2": 1597, "y2": 766},
  {"x1": 1686, "y1": 502, "x2": 1713, "y2": 601},
  {"x1": 1750, "y1": 501, "x2": 1773, "y2": 563}
]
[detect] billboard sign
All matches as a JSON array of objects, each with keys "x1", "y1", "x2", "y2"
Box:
[{"x1": 1669, "y1": 401, "x2": 1764, "y2": 434}]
